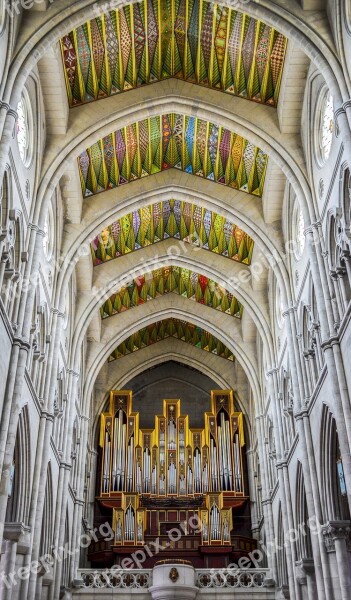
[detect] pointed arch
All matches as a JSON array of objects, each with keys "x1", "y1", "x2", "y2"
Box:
[
  {"x1": 321, "y1": 405, "x2": 351, "y2": 521},
  {"x1": 5, "y1": 405, "x2": 31, "y2": 524},
  {"x1": 296, "y1": 462, "x2": 313, "y2": 561}
]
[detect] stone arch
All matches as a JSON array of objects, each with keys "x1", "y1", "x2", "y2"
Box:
[
  {"x1": 5, "y1": 405, "x2": 31, "y2": 524},
  {"x1": 295, "y1": 461, "x2": 313, "y2": 562},
  {"x1": 320, "y1": 405, "x2": 351, "y2": 520}
]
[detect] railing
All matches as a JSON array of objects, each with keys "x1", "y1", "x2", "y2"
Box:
[
  {"x1": 77, "y1": 569, "x2": 151, "y2": 589},
  {"x1": 195, "y1": 569, "x2": 270, "y2": 589},
  {"x1": 76, "y1": 568, "x2": 271, "y2": 590}
]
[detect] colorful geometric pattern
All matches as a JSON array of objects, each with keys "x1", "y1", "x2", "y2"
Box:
[
  {"x1": 108, "y1": 318, "x2": 234, "y2": 362},
  {"x1": 101, "y1": 266, "x2": 243, "y2": 319},
  {"x1": 79, "y1": 114, "x2": 267, "y2": 197},
  {"x1": 91, "y1": 199, "x2": 254, "y2": 266},
  {"x1": 61, "y1": 0, "x2": 287, "y2": 107}
]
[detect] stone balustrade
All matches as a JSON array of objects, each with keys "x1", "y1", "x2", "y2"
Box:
[{"x1": 76, "y1": 567, "x2": 271, "y2": 590}]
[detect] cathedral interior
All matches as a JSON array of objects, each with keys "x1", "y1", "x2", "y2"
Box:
[{"x1": 0, "y1": 0, "x2": 351, "y2": 599}]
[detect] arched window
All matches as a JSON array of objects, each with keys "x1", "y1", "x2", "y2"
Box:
[
  {"x1": 316, "y1": 89, "x2": 334, "y2": 165},
  {"x1": 321, "y1": 407, "x2": 350, "y2": 522},
  {"x1": 5, "y1": 407, "x2": 31, "y2": 524},
  {"x1": 292, "y1": 201, "x2": 305, "y2": 259},
  {"x1": 16, "y1": 89, "x2": 33, "y2": 168},
  {"x1": 296, "y1": 463, "x2": 313, "y2": 561},
  {"x1": 43, "y1": 204, "x2": 54, "y2": 261}
]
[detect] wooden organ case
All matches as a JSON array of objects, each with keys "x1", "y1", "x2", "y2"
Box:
[{"x1": 91, "y1": 390, "x2": 256, "y2": 568}]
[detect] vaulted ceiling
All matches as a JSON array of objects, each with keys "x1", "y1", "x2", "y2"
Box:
[
  {"x1": 100, "y1": 265, "x2": 243, "y2": 319},
  {"x1": 108, "y1": 318, "x2": 235, "y2": 362},
  {"x1": 58, "y1": 0, "x2": 289, "y2": 372},
  {"x1": 60, "y1": 0, "x2": 287, "y2": 107},
  {"x1": 78, "y1": 113, "x2": 267, "y2": 197},
  {"x1": 91, "y1": 200, "x2": 254, "y2": 266}
]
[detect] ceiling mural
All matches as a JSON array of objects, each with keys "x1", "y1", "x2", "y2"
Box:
[
  {"x1": 100, "y1": 266, "x2": 243, "y2": 319},
  {"x1": 91, "y1": 199, "x2": 254, "y2": 266},
  {"x1": 108, "y1": 318, "x2": 234, "y2": 362},
  {"x1": 79, "y1": 114, "x2": 267, "y2": 196},
  {"x1": 61, "y1": 0, "x2": 287, "y2": 107}
]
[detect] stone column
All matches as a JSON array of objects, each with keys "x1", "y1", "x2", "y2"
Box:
[
  {"x1": 322, "y1": 521, "x2": 351, "y2": 600},
  {"x1": 255, "y1": 414, "x2": 277, "y2": 584},
  {"x1": 1, "y1": 523, "x2": 30, "y2": 600},
  {"x1": 283, "y1": 307, "x2": 333, "y2": 599},
  {"x1": 295, "y1": 559, "x2": 317, "y2": 600}
]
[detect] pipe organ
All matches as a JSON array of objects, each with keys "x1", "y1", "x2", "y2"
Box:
[{"x1": 97, "y1": 390, "x2": 248, "y2": 560}]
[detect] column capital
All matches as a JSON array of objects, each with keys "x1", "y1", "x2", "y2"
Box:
[
  {"x1": 322, "y1": 520, "x2": 351, "y2": 552},
  {"x1": 265, "y1": 367, "x2": 279, "y2": 377},
  {"x1": 294, "y1": 408, "x2": 308, "y2": 421},
  {"x1": 41, "y1": 410, "x2": 55, "y2": 422},
  {"x1": 60, "y1": 461, "x2": 72, "y2": 471},
  {"x1": 321, "y1": 336, "x2": 340, "y2": 351},
  {"x1": 67, "y1": 368, "x2": 80, "y2": 378},
  {"x1": 295, "y1": 557, "x2": 315, "y2": 576},
  {"x1": 282, "y1": 305, "x2": 296, "y2": 317},
  {"x1": 3, "y1": 522, "x2": 31, "y2": 554}
]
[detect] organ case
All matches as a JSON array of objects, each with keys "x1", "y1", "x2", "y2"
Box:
[{"x1": 98, "y1": 390, "x2": 246, "y2": 550}]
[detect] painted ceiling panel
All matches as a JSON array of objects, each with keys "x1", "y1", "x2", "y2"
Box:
[
  {"x1": 100, "y1": 265, "x2": 243, "y2": 319},
  {"x1": 108, "y1": 318, "x2": 234, "y2": 362},
  {"x1": 91, "y1": 199, "x2": 254, "y2": 266},
  {"x1": 61, "y1": 0, "x2": 287, "y2": 107},
  {"x1": 79, "y1": 114, "x2": 267, "y2": 196}
]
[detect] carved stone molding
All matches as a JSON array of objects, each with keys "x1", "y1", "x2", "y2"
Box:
[
  {"x1": 3, "y1": 522, "x2": 31, "y2": 554},
  {"x1": 295, "y1": 557, "x2": 315, "y2": 582},
  {"x1": 322, "y1": 520, "x2": 351, "y2": 552}
]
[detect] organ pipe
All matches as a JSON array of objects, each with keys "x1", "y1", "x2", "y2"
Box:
[{"x1": 100, "y1": 391, "x2": 244, "y2": 499}]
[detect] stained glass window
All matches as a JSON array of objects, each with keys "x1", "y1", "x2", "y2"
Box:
[
  {"x1": 337, "y1": 458, "x2": 347, "y2": 497},
  {"x1": 320, "y1": 91, "x2": 334, "y2": 163},
  {"x1": 16, "y1": 91, "x2": 32, "y2": 167},
  {"x1": 16, "y1": 98, "x2": 28, "y2": 163},
  {"x1": 294, "y1": 204, "x2": 305, "y2": 259}
]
